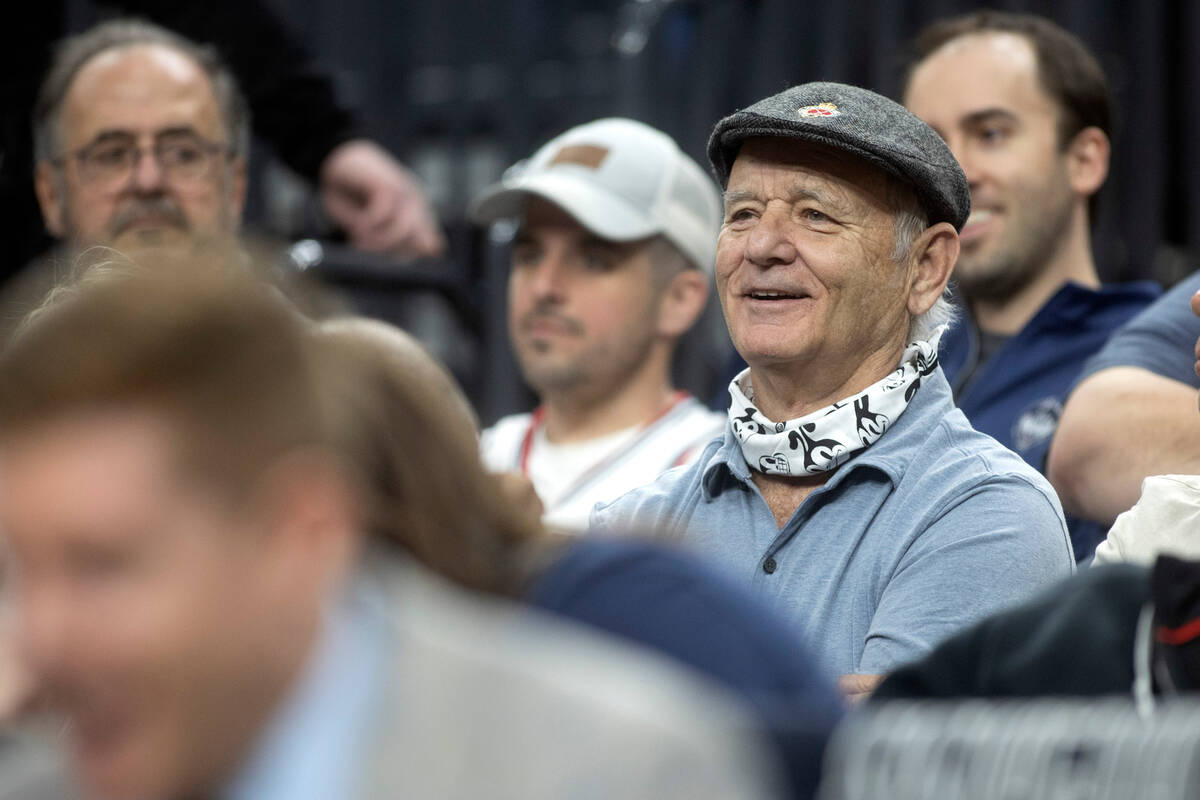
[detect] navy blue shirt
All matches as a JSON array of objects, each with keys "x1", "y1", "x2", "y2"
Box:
[
  {"x1": 1078, "y1": 270, "x2": 1200, "y2": 388},
  {"x1": 528, "y1": 537, "x2": 843, "y2": 800},
  {"x1": 942, "y1": 281, "x2": 1160, "y2": 559}
]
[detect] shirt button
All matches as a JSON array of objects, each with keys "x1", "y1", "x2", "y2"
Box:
[{"x1": 763, "y1": 557, "x2": 777, "y2": 574}]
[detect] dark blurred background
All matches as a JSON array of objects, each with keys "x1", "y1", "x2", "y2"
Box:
[{"x1": 25, "y1": 0, "x2": 1200, "y2": 421}]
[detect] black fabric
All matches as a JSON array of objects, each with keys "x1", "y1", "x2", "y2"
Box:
[
  {"x1": 102, "y1": 1, "x2": 363, "y2": 180},
  {"x1": 948, "y1": 324, "x2": 1010, "y2": 401},
  {"x1": 0, "y1": 6, "x2": 65, "y2": 275},
  {"x1": 1152, "y1": 555, "x2": 1200, "y2": 691},
  {"x1": 974, "y1": 330, "x2": 1011, "y2": 372},
  {"x1": 873, "y1": 564, "x2": 1151, "y2": 700},
  {"x1": 0, "y1": 0, "x2": 363, "y2": 279}
]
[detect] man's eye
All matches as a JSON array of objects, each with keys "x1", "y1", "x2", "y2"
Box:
[
  {"x1": 581, "y1": 251, "x2": 613, "y2": 272},
  {"x1": 89, "y1": 145, "x2": 132, "y2": 167},
  {"x1": 802, "y1": 208, "x2": 830, "y2": 223},
  {"x1": 978, "y1": 126, "x2": 1010, "y2": 145},
  {"x1": 161, "y1": 143, "x2": 204, "y2": 166},
  {"x1": 511, "y1": 245, "x2": 541, "y2": 267}
]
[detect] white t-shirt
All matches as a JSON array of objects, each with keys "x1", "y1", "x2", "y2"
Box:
[
  {"x1": 480, "y1": 394, "x2": 724, "y2": 532},
  {"x1": 1092, "y1": 474, "x2": 1200, "y2": 567}
]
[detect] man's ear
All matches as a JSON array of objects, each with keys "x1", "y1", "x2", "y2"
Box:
[
  {"x1": 1066, "y1": 126, "x2": 1109, "y2": 198},
  {"x1": 251, "y1": 451, "x2": 361, "y2": 597},
  {"x1": 906, "y1": 222, "x2": 959, "y2": 318},
  {"x1": 34, "y1": 163, "x2": 66, "y2": 238},
  {"x1": 656, "y1": 269, "x2": 710, "y2": 338}
]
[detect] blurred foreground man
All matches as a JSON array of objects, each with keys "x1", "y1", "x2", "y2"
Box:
[
  {"x1": 592, "y1": 82, "x2": 1073, "y2": 696},
  {"x1": 902, "y1": 10, "x2": 1159, "y2": 559},
  {"x1": 0, "y1": 270, "x2": 778, "y2": 799},
  {"x1": 470, "y1": 119, "x2": 725, "y2": 531}
]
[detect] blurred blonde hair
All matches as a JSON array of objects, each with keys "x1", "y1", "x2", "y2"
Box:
[
  {"x1": 310, "y1": 317, "x2": 556, "y2": 596},
  {"x1": 5, "y1": 248, "x2": 556, "y2": 595},
  {"x1": 0, "y1": 266, "x2": 324, "y2": 500}
]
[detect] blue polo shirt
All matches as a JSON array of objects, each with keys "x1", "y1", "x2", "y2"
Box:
[
  {"x1": 591, "y1": 366, "x2": 1074, "y2": 677},
  {"x1": 225, "y1": 580, "x2": 386, "y2": 800}
]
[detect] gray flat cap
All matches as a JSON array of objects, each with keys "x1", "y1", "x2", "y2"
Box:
[{"x1": 707, "y1": 81, "x2": 970, "y2": 231}]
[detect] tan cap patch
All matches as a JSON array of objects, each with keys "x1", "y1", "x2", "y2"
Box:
[{"x1": 549, "y1": 144, "x2": 610, "y2": 169}]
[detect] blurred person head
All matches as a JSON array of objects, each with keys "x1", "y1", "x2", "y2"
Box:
[
  {"x1": 705, "y1": 82, "x2": 964, "y2": 394},
  {"x1": 32, "y1": 19, "x2": 249, "y2": 255},
  {"x1": 902, "y1": 11, "x2": 1111, "y2": 303},
  {"x1": 0, "y1": 267, "x2": 359, "y2": 799},
  {"x1": 469, "y1": 118, "x2": 720, "y2": 410},
  {"x1": 311, "y1": 317, "x2": 552, "y2": 595}
]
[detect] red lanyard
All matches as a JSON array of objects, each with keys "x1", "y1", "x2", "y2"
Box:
[{"x1": 517, "y1": 390, "x2": 690, "y2": 477}]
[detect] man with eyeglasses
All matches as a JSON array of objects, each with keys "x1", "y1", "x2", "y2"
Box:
[
  {"x1": 31, "y1": 20, "x2": 249, "y2": 256},
  {"x1": 22, "y1": 16, "x2": 445, "y2": 270}
]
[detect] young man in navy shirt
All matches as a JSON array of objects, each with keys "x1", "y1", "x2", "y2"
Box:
[{"x1": 903, "y1": 11, "x2": 1159, "y2": 560}]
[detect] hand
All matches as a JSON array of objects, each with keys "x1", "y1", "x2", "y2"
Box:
[
  {"x1": 319, "y1": 139, "x2": 446, "y2": 259},
  {"x1": 837, "y1": 673, "x2": 884, "y2": 705}
]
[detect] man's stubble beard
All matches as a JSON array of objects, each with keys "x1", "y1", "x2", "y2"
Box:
[
  {"x1": 956, "y1": 169, "x2": 1077, "y2": 305},
  {"x1": 517, "y1": 322, "x2": 660, "y2": 410}
]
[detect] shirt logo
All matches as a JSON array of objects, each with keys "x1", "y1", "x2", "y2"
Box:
[
  {"x1": 798, "y1": 103, "x2": 840, "y2": 118},
  {"x1": 1012, "y1": 396, "x2": 1063, "y2": 452}
]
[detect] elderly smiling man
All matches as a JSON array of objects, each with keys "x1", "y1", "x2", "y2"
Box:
[{"x1": 592, "y1": 82, "x2": 1074, "y2": 696}]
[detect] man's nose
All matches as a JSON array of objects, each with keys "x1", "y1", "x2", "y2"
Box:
[
  {"x1": 528, "y1": 254, "x2": 570, "y2": 300},
  {"x1": 745, "y1": 206, "x2": 799, "y2": 267},
  {"x1": 128, "y1": 148, "x2": 167, "y2": 192}
]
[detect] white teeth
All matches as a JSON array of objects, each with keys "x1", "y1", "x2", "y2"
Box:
[
  {"x1": 966, "y1": 210, "x2": 993, "y2": 226},
  {"x1": 751, "y1": 291, "x2": 797, "y2": 299}
]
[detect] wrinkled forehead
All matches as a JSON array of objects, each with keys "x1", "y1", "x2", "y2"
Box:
[
  {"x1": 61, "y1": 43, "x2": 224, "y2": 147},
  {"x1": 728, "y1": 138, "x2": 904, "y2": 213}
]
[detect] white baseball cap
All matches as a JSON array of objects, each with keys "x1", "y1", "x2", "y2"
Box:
[{"x1": 469, "y1": 118, "x2": 722, "y2": 273}]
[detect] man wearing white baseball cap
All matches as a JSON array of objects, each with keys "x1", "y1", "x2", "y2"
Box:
[{"x1": 470, "y1": 118, "x2": 725, "y2": 532}]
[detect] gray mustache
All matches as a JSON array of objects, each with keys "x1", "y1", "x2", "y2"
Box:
[{"x1": 108, "y1": 197, "x2": 189, "y2": 237}]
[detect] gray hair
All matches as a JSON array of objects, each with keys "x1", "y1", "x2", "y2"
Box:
[
  {"x1": 889, "y1": 192, "x2": 958, "y2": 343},
  {"x1": 32, "y1": 18, "x2": 251, "y2": 164}
]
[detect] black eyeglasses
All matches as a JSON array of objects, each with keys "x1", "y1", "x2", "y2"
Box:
[{"x1": 53, "y1": 132, "x2": 232, "y2": 188}]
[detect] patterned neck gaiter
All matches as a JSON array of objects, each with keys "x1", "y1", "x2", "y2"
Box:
[{"x1": 727, "y1": 328, "x2": 944, "y2": 477}]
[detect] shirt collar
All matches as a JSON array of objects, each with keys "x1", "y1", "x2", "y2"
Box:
[
  {"x1": 702, "y1": 366, "x2": 955, "y2": 499},
  {"x1": 223, "y1": 576, "x2": 386, "y2": 800}
]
